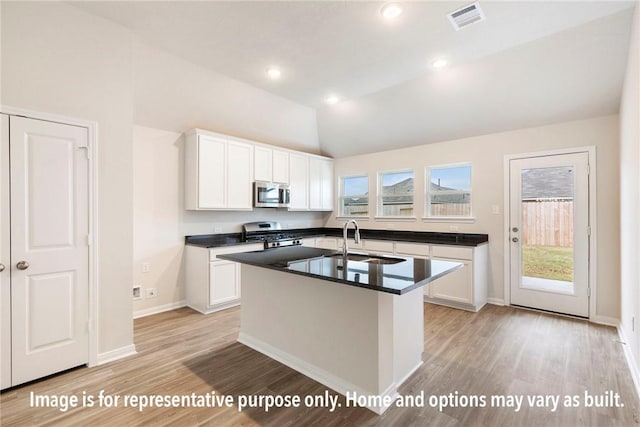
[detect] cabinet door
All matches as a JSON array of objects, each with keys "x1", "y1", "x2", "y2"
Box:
[
  {"x1": 309, "y1": 157, "x2": 322, "y2": 210},
  {"x1": 198, "y1": 135, "x2": 226, "y2": 208},
  {"x1": 321, "y1": 159, "x2": 334, "y2": 210},
  {"x1": 429, "y1": 259, "x2": 473, "y2": 304},
  {"x1": 272, "y1": 150, "x2": 290, "y2": 184},
  {"x1": 289, "y1": 153, "x2": 309, "y2": 210},
  {"x1": 254, "y1": 146, "x2": 272, "y2": 182},
  {"x1": 227, "y1": 141, "x2": 253, "y2": 209},
  {"x1": 209, "y1": 261, "x2": 240, "y2": 307}
]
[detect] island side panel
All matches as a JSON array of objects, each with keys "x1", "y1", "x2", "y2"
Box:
[
  {"x1": 392, "y1": 288, "x2": 424, "y2": 385},
  {"x1": 239, "y1": 265, "x2": 392, "y2": 397}
]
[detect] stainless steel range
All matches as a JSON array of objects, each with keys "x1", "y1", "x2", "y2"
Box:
[{"x1": 243, "y1": 221, "x2": 302, "y2": 249}]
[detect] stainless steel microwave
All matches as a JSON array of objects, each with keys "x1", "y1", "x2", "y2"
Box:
[{"x1": 253, "y1": 181, "x2": 290, "y2": 208}]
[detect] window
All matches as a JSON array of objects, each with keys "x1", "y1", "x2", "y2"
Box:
[
  {"x1": 426, "y1": 164, "x2": 472, "y2": 218},
  {"x1": 378, "y1": 170, "x2": 414, "y2": 217},
  {"x1": 340, "y1": 175, "x2": 369, "y2": 217}
]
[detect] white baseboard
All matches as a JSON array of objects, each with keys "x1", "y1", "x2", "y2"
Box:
[
  {"x1": 487, "y1": 297, "x2": 505, "y2": 306},
  {"x1": 133, "y1": 300, "x2": 187, "y2": 319},
  {"x1": 617, "y1": 326, "x2": 640, "y2": 400},
  {"x1": 96, "y1": 344, "x2": 137, "y2": 365},
  {"x1": 238, "y1": 332, "x2": 397, "y2": 414},
  {"x1": 590, "y1": 315, "x2": 619, "y2": 327}
]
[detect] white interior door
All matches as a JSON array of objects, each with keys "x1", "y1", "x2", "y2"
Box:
[
  {"x1": 509, "y1": 152, "x2": 589, "y2": 317},
  {"x1": 1, "y1": 114, "x2": 11, "y2": 389},
  {"x1": 10, "y1": 116, "x2": 90, "y2": 386}
]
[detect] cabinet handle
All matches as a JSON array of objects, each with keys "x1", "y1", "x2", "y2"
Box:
[
  {"x1": 0, "y1": 263, "x2": 4, "y2": 272},
  {"x1": 16, "y1": 261, "x2": 29, "y2": 270}
]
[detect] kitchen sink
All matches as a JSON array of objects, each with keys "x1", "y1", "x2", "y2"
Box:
[{"x1": 328, "y1": 253, "x2": 404, "y2": 265}]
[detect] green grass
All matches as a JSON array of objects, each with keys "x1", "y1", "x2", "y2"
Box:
[{"x1": 522, "y1": 245, "x2": 573, "y2": 282}]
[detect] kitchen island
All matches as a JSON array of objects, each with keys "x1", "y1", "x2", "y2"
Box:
[{"x1": 218, "y1": 246, "x2": 462, "y2": 414}]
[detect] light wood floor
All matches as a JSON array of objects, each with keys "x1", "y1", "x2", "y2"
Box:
[{"x1": 1, "y1": 304, "x2": 638, "y2": 426}]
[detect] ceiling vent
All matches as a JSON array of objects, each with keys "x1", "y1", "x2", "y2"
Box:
[{"x1": 447, "y1": 2, "x2": 486, "y2": 31}]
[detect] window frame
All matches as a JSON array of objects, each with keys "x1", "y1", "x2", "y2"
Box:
[
  {"x1": 376, "y1": 168, "x2": 416, "y2": 219},
  {"x1": 338, "y1": 174, "x2": 370, "y2": 218},
  {"x1": 424, "y1": 162, "x2": 475, "y2": 222}
]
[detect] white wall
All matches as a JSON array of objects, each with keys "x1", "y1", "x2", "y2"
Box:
[
  {"x1": 1, "y1": 1, "x2": 135, "y2": 355},
  {"x1": 132, "y1": 126, "x2": 328, "y2": 315},
  {"x1": 619, "y1": 4, "x2": 640, "y2": 381},
  {"x1": 326, "y1": 115, "x2": 620, "y2": 320},
  {"x1": 133, "y1": 39, "x2": 321, "y2": 154}
]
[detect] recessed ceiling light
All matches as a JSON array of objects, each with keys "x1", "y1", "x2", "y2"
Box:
[
  {"x1": 380, "y1": 3, "x2": 402, "y2": 20},
  {"x1": 325, "y1": 95, "x2": 340, "y2": 105},
  {"x1": 431, "y1": 59, "x2": 448, "y2": 69},
  {"x1": 266, "y1": 67, "x2": 281, "y2": 80}
]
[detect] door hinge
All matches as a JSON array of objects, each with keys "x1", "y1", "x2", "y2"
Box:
[
  {"x1": 86, "y1": 234, "x2": 91, "y2": 246},
  {"x1": 587, "y1": 226, "x2": 591, "y2": 236},
  {"x1": 587, "y1": 163, "x2": 591, "y2": 175},
  {"x1": 78, "y1": 145, "x2": 90, "y2": 159},
  {"x1": 587, "y1": 287, "x2": 591, "y2": 297}
]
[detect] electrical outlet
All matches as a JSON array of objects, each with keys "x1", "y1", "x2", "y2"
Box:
[
  {"x1": 214, "y1": 227, "x2": 222, "y2": 233},
  {"x1": 146, "y1": 288, "x2": 157, "y2": 298},
  {"x1": 133, "y1": 286, "x2": 141, "y2": 300},
  {"x1": 142, "y1": 262, "x2": 150, "y2": 273}
]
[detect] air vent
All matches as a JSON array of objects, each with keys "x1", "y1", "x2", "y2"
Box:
[{"x1": 447, "y1": 2, "x2": 486, "y2": 31}]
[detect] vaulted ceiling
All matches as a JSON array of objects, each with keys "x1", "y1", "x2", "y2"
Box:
[{"x1": 70, "y1": 1, "x2": 636, "y2": 157}]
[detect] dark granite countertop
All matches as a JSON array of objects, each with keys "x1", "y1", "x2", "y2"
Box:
[
  {"x1": 185, "y1": 227, "x2": 488, "y2": 249},
  {"x1": 218, "y1": 246, "x2": 463, "y2": 295}
]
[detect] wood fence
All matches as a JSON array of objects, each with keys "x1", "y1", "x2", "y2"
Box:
[{"x1": 522, "y1": 200, "x2": 573, "y2": 247}]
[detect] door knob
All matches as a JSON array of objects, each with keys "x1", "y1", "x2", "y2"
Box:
[
  {"x1": 512, "y1": 237, "x2": 519, "y2": 243},
  {"x1": 0, "y1": 263, "x2": 4, "y2": 272},
  {"x1": 512, "y1": 227, "x2": 519, "y2": 232},
  {"x1": 16, "y1": 261, "x2": 29, "y2": 270}
]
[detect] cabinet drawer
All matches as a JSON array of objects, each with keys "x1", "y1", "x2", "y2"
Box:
[
  {"x1": 338, "y1": 238, "x2": 364, "y2": 250},
  {"x1": 395, "y1": 242, "x2": 430, "y2": 257},
  {"x1": 363, "y1": 240, "x2": 394, "y2": 253},
  {"x1": 431, "y1": 245, "x2": 472, "y2": 261},
  {"x1": 209, "y1": 243, "x2": 264, "y2": 260},
  {"x1": 315, "y1": 237, "x2": 338, "y2": 250}
]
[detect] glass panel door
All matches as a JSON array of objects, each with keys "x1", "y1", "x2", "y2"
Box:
[{"x1": 509, "y1": 152, "x2": 589, "y2": 317}]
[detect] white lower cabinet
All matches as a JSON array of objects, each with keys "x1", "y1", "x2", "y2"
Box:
[
  {"x1": 428, "y1": 259, "x2": 473, "y2": 304},
  {"x1": 426, "y1": 244, "x2": 488, "y2": 312},
  {"x1": 186, "y1": 243, "x2": 263, "y2": 314},
  {"x1": 209, "y1": 260, "x2": 241, "y2": 307}
]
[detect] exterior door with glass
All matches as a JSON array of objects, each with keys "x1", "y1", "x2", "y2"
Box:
[{"x1": 509, "y1": 152, "x2": 590, "y2": 317}]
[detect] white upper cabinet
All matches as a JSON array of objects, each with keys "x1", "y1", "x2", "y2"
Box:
[
  {"x1": 227, "y1": 140, "x2": 253, "y2": 209},
  {"x1": 272, "y1": 150, "x2": 290, "y2": 184},
  {"x1": 185, "y1": 128, "x2": 331, "y2": 212},
  {"x1": 185, "y1": 131, "x2": 253, "y2": 210},
  {"x1": 254, "y1": 146, "x2": 290, "y2": 184},
  {"x1": 253, "y1": 146, "x2": 273, "y2": 182},
  {"x1": 289, "y1": 154, "x2": 334, "y2": 212},
  {"x1": 309, "y1": 157, "x2": 334, "y2": 211},
  {"x1": 288, "y1": 152, "x2": 309, "y2": 210}
]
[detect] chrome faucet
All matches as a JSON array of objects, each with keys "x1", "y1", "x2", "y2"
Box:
[{"x1": 342, "y1": 219, "x2": 361, "y2": 256}]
